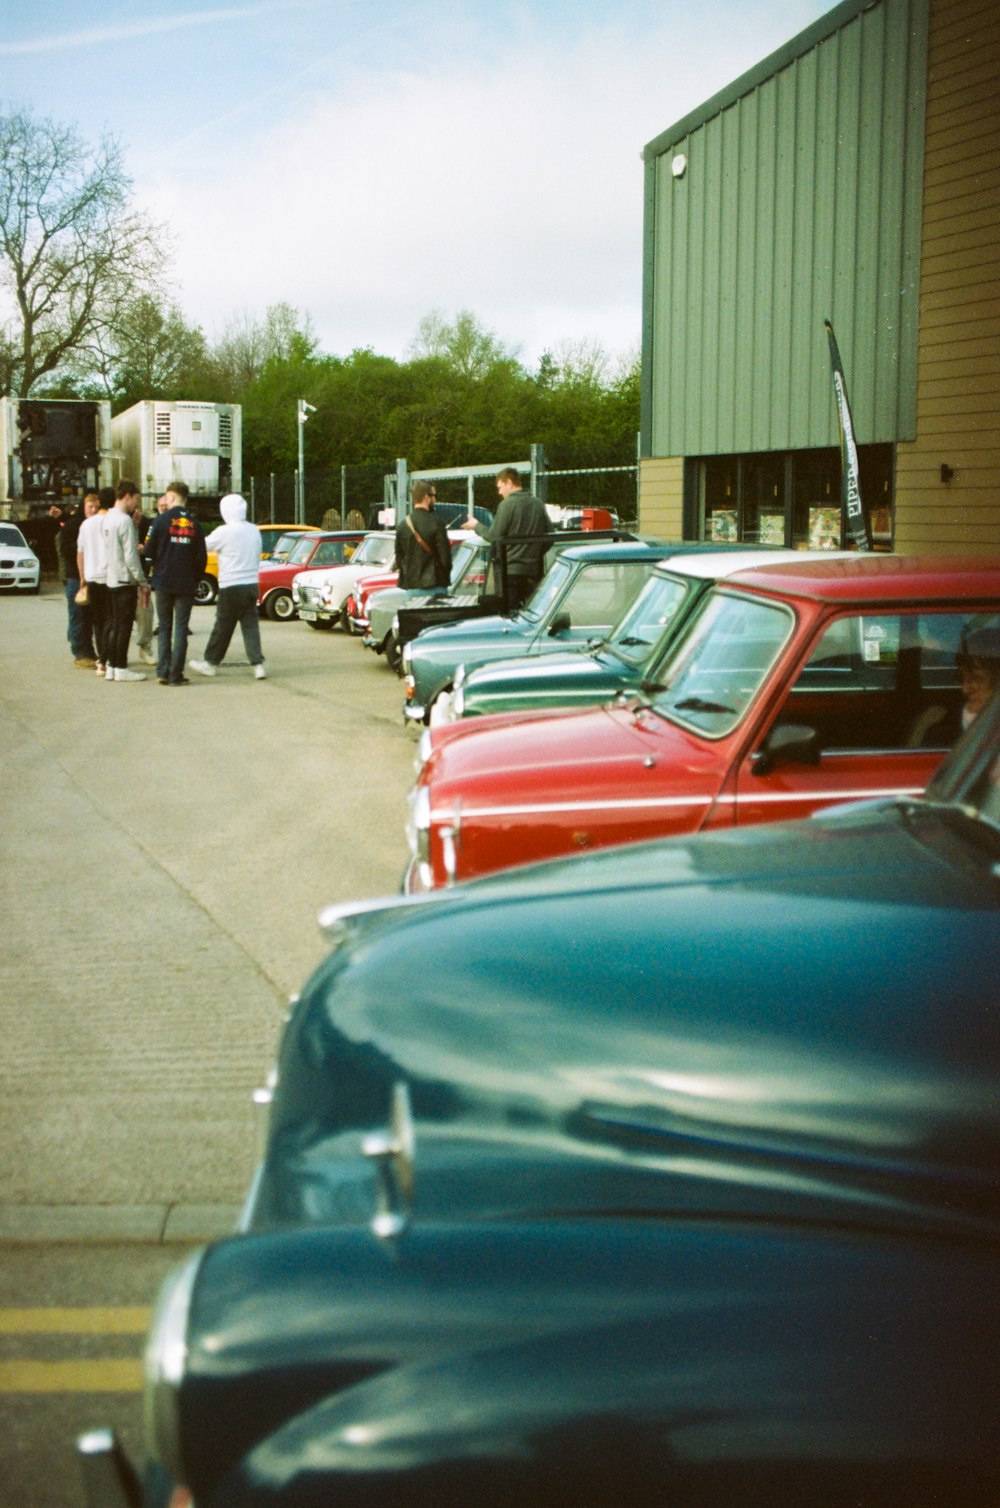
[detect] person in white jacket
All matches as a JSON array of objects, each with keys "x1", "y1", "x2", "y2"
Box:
[
  {"x1": 101, "y1": 480, "x2": 151, "y2": 682},
  {"x1": 190, "y1": 494, "x2": 266, "y2": 679}
]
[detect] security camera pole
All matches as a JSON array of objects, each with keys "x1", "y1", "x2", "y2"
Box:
[{"x1": 296, "y1": 399, "x2": 317, "y2": 524}]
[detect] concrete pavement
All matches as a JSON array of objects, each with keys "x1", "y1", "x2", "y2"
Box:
[{"x1": 0, "y1": 584, "x2": 418, "y2": 1240}]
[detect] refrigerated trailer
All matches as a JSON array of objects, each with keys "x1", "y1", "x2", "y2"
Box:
[
  {"x1": 110, "y1": 400, "x2": 242, "y2": 512},
  {"x1": 0, "y1": 397, "x2": 114, "y2": 517}
]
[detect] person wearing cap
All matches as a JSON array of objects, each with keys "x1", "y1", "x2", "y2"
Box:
[
  {"x1": 189, "y1": 494, "x2": 267, "y2": 680},
  {"x1": 143, "y1": 481, "x2": 207, "y2": 685}
]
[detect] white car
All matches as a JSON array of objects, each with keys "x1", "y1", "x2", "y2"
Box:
[
  {"x1": 0, "y1": 523, "x2": 41, "y2": 593},
  {"x1": 292, "y1": 531, "x2": 395, "y2": 630}
]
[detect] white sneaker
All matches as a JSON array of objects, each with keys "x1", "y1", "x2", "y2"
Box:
[
  {"x1": 138, "y1": 648, "x2": 156, "y2": 666},
  {"x1": 253, "y1": 663, "x2": 267, "y2": 680},
  {"x1": 189, "y1": 659, "x2": 217, "y2": 677},
  {"x1": 114, "y1": 668, "x2": 147, "y2": 681},
  {"x1": 105, "y1": 665, "x2": 115, "y2": 680}
]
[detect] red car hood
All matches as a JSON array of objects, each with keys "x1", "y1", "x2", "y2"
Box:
[{"x1": 426, "y1": 702, "x2": 727, "y2": 807}]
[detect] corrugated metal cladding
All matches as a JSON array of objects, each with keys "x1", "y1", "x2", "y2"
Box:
[{"x1": 643, "y1": 0, "x2": 929, "y2": 461}]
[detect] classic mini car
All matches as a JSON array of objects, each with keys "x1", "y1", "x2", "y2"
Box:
[
  {"x1": 393, "y1": 526, "x2": 636, "y2": 656},
  {"x1": 365, "y1": 536, "x2": 491, "y2": 667},
  {"x1": 257, "y1": 531, "x2": 364, "y2": 621},
  {"x1": 81, "y1": 695, "x2": 1000, "y2": 1506},
  {"x1": 406, "y1": 554, "x2": 1000, "y2": 890},
  {"x1": 292, "y1": 531, "x2": 395, "y2": 629},
  {"x1": 343, "y1": 568, "x2": 399, "y2": 634},
  {"x1": 438, "y1": 546, "x2": 811, "y2": 722},
  {"x1": 402, "y1": 538, "x2": 669, "y2": 724},
  {"x1": 0, "y1": 522, "x2": 41, "y2": 593}
]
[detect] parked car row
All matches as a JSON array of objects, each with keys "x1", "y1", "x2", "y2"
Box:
[{"x1": 81, "y1": 528, "x2": 1000, "y2": 1507}]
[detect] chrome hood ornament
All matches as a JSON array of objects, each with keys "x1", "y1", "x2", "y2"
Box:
[{"x1": 362, "y1": 1082, "x2": 415, "y2": 1240}]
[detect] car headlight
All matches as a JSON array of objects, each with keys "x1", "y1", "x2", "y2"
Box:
[
  {"x1": 391, "y1": 613, "x2": 400, "y2": 635},
  {"x1": 143, "y1": 1249, "x2": 203, "y2": 1483},
  {"x1": 402, "y1": 642, "x2": 413, "y2": 674},
  {"x1": 405, "y1": 783, "x2": 431, "y2": 862}
]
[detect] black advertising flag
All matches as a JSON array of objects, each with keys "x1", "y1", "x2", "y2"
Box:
[{"x1": 824, "y1": 319, "x2": 870, "y2": 551}]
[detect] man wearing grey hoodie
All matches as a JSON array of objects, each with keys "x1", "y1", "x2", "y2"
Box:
[{"x1": 190, "y1": 493, "x2": 267, "y2": 679}]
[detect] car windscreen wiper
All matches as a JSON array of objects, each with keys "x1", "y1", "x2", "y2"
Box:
[{"x1": 671, "y1": 695, "x2": 736, "y2": 715}]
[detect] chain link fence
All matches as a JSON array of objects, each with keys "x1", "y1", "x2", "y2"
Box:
[{"x1": 246, "y1": 446, "x2": 639, "y2": 531}]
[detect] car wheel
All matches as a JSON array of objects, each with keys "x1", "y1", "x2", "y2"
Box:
[
  {"x1": 385, "y1": 634, "x2": 401, "y2": 671},
  {"x1": 339, "y1": 603, "x2": 355, "y2": 634},
  {"x1": 195, "y1": 575, "x2": 218, "y2": 605},
  {"x1": 266, "y1": 589, "x2": 295, "y2": 621}
]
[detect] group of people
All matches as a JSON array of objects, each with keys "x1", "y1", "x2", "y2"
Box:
[
  {"x1": 55, "y1": 483, "x2": 268, "y2": 684},
  {"x1": 394, "y1": 466, "x2": 551, "y2": 609}
]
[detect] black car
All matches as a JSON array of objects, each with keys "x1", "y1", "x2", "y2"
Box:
[{"x1": 83, "y1": 694, "x2": 1000, "y2": 1506}]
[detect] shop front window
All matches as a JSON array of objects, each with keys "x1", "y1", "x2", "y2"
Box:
[{"x1": 690, "y1": 445, "x2": 893, "y2": 550}]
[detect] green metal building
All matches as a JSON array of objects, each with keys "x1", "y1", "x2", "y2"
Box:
[{"x1": 639, "y1": 0, "x2": 999, "y2": 556}]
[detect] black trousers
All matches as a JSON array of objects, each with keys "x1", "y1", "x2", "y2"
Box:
[{"x1": 106, "y1": 585, "x2": 139, "y2": 669}]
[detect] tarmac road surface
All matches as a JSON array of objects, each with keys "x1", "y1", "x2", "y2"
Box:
[{"x1": 0, "y1": 583, "x2": 418, "y2": 1234}]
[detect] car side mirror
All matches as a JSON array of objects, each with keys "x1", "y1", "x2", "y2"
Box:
[
  {"x1": 548, "y1": 612, "x2": 571, "y2": 636},
  {"x1": 751, "y1": 722, "x2": 820, "y2": 777}
]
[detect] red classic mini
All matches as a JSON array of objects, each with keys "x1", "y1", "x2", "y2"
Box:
[{"x1": 405, "y1": 554, "x2": 1000, "y2": 890}]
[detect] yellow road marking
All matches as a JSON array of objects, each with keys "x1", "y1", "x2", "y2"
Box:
[
  {"x1": 0, "y1": 1307, "x2": 150, "y2": 1334},
  {"x1": 0, "y1": 1359, "x2": 144, "y2": 1392}
]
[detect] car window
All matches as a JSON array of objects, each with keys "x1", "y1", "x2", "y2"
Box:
[
  {"x1": 354, "y1": 535, "x2": 394, "y2": 566},
  {"x1": 288, "y1": 536, "x2": 319, "y2": 564},
  {"x1": 606, "y1": 571, "x2": 692, "y2": 665},
  {"x1": 311, "y1": 540, "x2": 348, "y2": 566},
  {"x1": 777, "y1": 610, "x2": 1000, "y2": 752},
  {"x1": 521, "y1": 556, "x2": 573, "y2": 622},
  {"x1": 0, "y1": 525, "x2": 27, "y2": 547},
  {"x1": 558, "y1": 561, "x2": 658, "y2": 630},
  {"x1": 268, "y1": 532, "x2": 303, "y2": 562},
  {"x1": 652, "y1": 591, "x2": 795, "y2": 736}
]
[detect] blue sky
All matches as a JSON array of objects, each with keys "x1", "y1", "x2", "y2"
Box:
[{"x1": 2, "y1": 0, "x2": 833, "y2": 367}]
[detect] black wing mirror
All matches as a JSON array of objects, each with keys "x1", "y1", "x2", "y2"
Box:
[{"x1": 751, "y1": 723, "x2": 820, "y2": 777}]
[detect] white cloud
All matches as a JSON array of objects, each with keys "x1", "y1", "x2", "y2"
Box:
[{"x1": 135, "y1": 0, "x2": 833, "y2": 365}]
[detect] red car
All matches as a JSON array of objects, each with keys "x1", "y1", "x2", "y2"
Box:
[
  {"x1": 406, "y1": 554, "x2": 1000, "y2": 890},
  {"x1": 257, "y1": 531, "x2": 365, "y2": 621},
  {"x1": 344, "y1": 569, "x2": 398, "y2": 634}
]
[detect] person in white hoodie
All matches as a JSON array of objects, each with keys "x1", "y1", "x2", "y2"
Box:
[{"x1": 190, "y1": 494, "x2": 266, "y2": 679}]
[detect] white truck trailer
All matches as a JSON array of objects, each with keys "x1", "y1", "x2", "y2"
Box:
[
  {"x1": 110, "y1": 400, "x2": 242, "y2": 513},
  {"x1": 0, "y1": 396, "x2": 114, "y2": 518}
]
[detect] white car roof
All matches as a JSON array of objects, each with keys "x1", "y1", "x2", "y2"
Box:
[{"x1": 658, "y1": 548, "x2": 856, "y2": 581}]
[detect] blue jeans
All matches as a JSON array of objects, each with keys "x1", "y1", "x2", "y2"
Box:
[
  {"x1": 204, "y1": 584, "x2": 263, "y2": 666},
  {"x1": 65, "y1": 576, "x2": 95, "y2": 659},
  {"x1": 155, "y1": 590, "x2": 195, "y2": 683}
]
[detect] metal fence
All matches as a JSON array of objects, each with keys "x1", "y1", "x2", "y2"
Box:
[{"x1": 245, "y1": 443, "x2": 640, "y2": 531}]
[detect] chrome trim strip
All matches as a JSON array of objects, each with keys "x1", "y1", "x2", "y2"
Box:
[{"x1": 430, "y1": 786, "x2": 923, "y2": 821}]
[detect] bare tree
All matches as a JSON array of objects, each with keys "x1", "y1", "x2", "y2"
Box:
[
  {"x1": 0, "y1": 108, "x2": 165, "y2": 395},
  {"x1": 212, "y1": 302, "x2": 316, "y2": 392}
]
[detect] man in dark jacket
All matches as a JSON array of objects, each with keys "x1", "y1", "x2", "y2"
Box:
[
  {"x1": 469, "y1": 467, "x2": 550, "y2": 609},
  {"x1": 143, "y1": 481, "x2": 207, "y2": 685},
  {"x1": 59, "y1": 497, "x2": 98, "y2": 666},
  {"x1": 395, "y1": 480, "x2": 451, "y2": 591}
]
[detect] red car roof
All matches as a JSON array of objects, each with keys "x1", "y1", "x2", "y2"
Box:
[{"x1": 726, "y1": 554, "x2": 1000, "y2": 604}]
